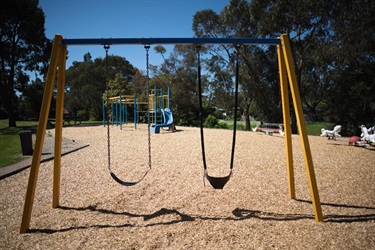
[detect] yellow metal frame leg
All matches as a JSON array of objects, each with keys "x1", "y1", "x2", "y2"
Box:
[
  {"x1": 280, "y1": 34, "x2": 323, "y2": 222},
  {"x1": 53, "y1": 45, "x2": 67, "y2": 208},
  {"x1": 20, "y1": 35, "x2": 63, "y2": 233},
  {"x1": 278, "y1": 45, "x2": 295, "y2": 199}
]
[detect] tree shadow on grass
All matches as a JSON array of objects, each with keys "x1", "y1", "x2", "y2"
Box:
[{"x1": 27, "y1": 200, "x2": 375, "y2": 234}]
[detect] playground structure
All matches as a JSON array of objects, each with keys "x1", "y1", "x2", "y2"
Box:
[
  {"x1": 149, "y1": 86, "x2": 171, "y2": 125},
  {"x1": 102, "y1": 86, "x2": 171, "y2": 130},
  {"x1": 20, "y1": 34, "x2": 324, "y2": 233},
  {"x1": 103, "y1": 95, "x2": 146, "y2": 129},
  {"x1": 150, "y1": 108, "x2": 174, "y2": 134},
  {"x1": 320, "y1": 125, "x2": 342, "y2": 140},
  {"x1": 322, "y1": 124, "x2": 375, "y2": 147},
  {"x1": 355, "y1": 125, "x2": 375, "y2": 146},
  {"x1": 360, "y1": 125, "x2": 375, "y2": 142}
]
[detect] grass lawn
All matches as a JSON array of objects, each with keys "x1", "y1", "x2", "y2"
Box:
[
  {"x1": 219, "y1": 120, "x2": 258, "y2": 130},
  {"x1": 219, "y1": 120, "x2": 334, "y2": 136},
  {"x1": 0, "y1": 119, "x2": 102, "y2": 168},
  {"x1": 0, "y1": 120, "x2": 39, "y2": 168},
  {"x1": 305, "y1": 121, "x2": 335, "y2": 136}
]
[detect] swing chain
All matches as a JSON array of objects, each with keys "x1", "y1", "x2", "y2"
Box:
[
  {"x1": 145, "y1": 45, "x2": 152, "y2": 170},
  {"x1": 103, "y1": 45, "x2": 112, "y2": 172},
  {"x1": 230, "y1": 44, "x2": 241, "y2": 170},
  {"x1": 197, "y1": 44, "x2": 240, "y2": 189}
]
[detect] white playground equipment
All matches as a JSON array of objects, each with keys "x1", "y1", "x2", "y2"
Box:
[
  {"x1": 320, "y1": 125, "x2": 342, "y2": 140},
  {"x1": 360, "y1": 125, "x2": 375, "y2": 144}
]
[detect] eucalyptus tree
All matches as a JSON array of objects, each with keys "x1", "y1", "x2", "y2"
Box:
[
  {"x1": 192, "y1": 0, "x2": 282, "y2": 131},
  {"x1": 325, "y1": 0, "x2": 375, "y2": 134},
  {"x1": 18, "y1": 78, "x2": 45, "y2": 120},
  {"x1": 65, "y1": 54, "x2": 136, "y2": 120},
  {"x1": 251, "y1": 0, "x2": 375, "y2": 134},
  {"x1": 153, "y1": 44, "x2": 208, "y2": 126},
  {"x1": 250, "y1": 0, "x2": 335, "y2": 132},
  {"x1": 0, "y1": 0, "x2": 50, "y2": 127}
]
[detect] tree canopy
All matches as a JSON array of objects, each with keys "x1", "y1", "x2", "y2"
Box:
[
  {"x1": 2, "y1": 0, "x2": 373, "y2": 136},
  {"x1": 188, "y1": 0, "x2": 374, "y2": 135},
  {"x1": 0, "y1": 0, "x2": 50, "y2": 127},
  {"x1": 65, "y1": 54, "x2": 136, "y2": 120}
]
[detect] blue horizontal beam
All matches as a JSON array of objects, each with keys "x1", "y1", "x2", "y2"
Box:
[{"x1": 62, "y1": 37, "x2": 280, "y2": 46}]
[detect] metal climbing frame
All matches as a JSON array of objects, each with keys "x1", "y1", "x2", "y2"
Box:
[
  {"x1": 20, "y1": 34, "x2": 323, "y2": 233},
  {"x1": 149, "y1": 86, "x2": 171, "y2": 125}
]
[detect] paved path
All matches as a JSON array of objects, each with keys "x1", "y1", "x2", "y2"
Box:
[{"x1": 0, "y1": 134, "x2": 89, "y2": 180}]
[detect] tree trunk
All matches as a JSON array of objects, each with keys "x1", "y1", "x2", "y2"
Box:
[
  {"x1": 3, "y1": 91, "x2": 16, "y2": 128},
  {"x1": 244, "y1": 106, "x2": 251, "y2": 131},
  {"x1": 241, "y1": 97, "x2": 252, "y2": 131},
  {"x1": 4, "y1": 46, "x2": 17, "y2": 127},
  {"x1": 291, "y1": 111, "x2": 297, "y2": 134},
  {"x1": 8, "y1": 114, "x2": 17, "y2": 127},
  {"x1": 1, "y1": 78, "x2": 17, "y2": 127}
]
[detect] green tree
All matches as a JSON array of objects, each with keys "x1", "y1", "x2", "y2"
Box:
[
  {"x1": 106, "y1": 74, "x2": 131, "y2": 97},
  {"x1": 204, "y1": 114, "x2": 228, "y2": 129},
  {"x1": 193, "y1": 0, "x2": 282, "y2": 130},
  {"x1": 153, "y1": 44, "x2": 208, "y2": 126},
  {"x1": 129, "y1": 69, "x2": 148, "y2": 100},
  {"x1": 65, "y1": 54, "x2": 136, "y2": 120},
  {"x1": 19, "y1": 78, "x2": 44, "y2": 119},
  {"x1": 250, "y1": 0, "x2": 375, "y2": 135},
  {"x1": 193, "y1": 7, "x2": 246, "y2": 127},
  {"x1": 250, "y1": 0, "x2": 336, "y2": 132},
  {"x1": 325, "y1": 0, "x2": 375, "y2": 135},
  {"x1": 0, "y1": 0, "x2": 50, "y2": 127}
]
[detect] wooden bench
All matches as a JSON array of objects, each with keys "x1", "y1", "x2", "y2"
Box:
[
  {"x1": 253, "y1": 122, "x2": 284, "y2": 135},
  {"x1": 63, "y1": 116, "x2": 81, "y2": 125}
]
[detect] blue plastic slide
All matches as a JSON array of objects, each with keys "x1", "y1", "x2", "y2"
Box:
[{"x1": 150, "y1": 108, "x2": 174, "y2": 134}]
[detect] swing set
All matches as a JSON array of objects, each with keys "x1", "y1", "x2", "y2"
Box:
[{"x1": 20, "y1": 34, "x2": 323, "y2": 233}]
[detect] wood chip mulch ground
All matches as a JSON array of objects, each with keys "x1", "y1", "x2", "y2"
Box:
[{"x1": 1, "y1": 124, "x2": 374, "y2": 249}]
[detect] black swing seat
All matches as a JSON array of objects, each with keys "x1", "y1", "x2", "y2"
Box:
[
  {"x1": 205, "y1": 170, "x2": 232, "y2": 189},
  {"x1": 109, "y1": 169, "x2": 150, "y2": 187}
]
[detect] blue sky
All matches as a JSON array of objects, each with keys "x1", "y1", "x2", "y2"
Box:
[{"x1": 40, "y1": 0, "x2": 230, "y2": 71}]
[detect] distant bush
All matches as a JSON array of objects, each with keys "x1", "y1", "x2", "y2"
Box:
[{"x1": 204, "y1": 115, "x2": 228, "y2": 129}]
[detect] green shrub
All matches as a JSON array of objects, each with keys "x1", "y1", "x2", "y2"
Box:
[
  {"x1": 77, "y1": 110, "x2": 89, "y2": 121},
  {"x1": 204, "y1": 115, "x2": 228, "y2": 129},
  {"x1": 204, "y1": 114, "x2": 218, "y2": 128}
]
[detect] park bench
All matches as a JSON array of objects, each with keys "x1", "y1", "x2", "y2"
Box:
[
  {"x1": 63, "y1": 116, "x2": 81, "y2": 125},
  {"x1": 253, "y1": 122, "x2": 284, "y2": 135}
]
